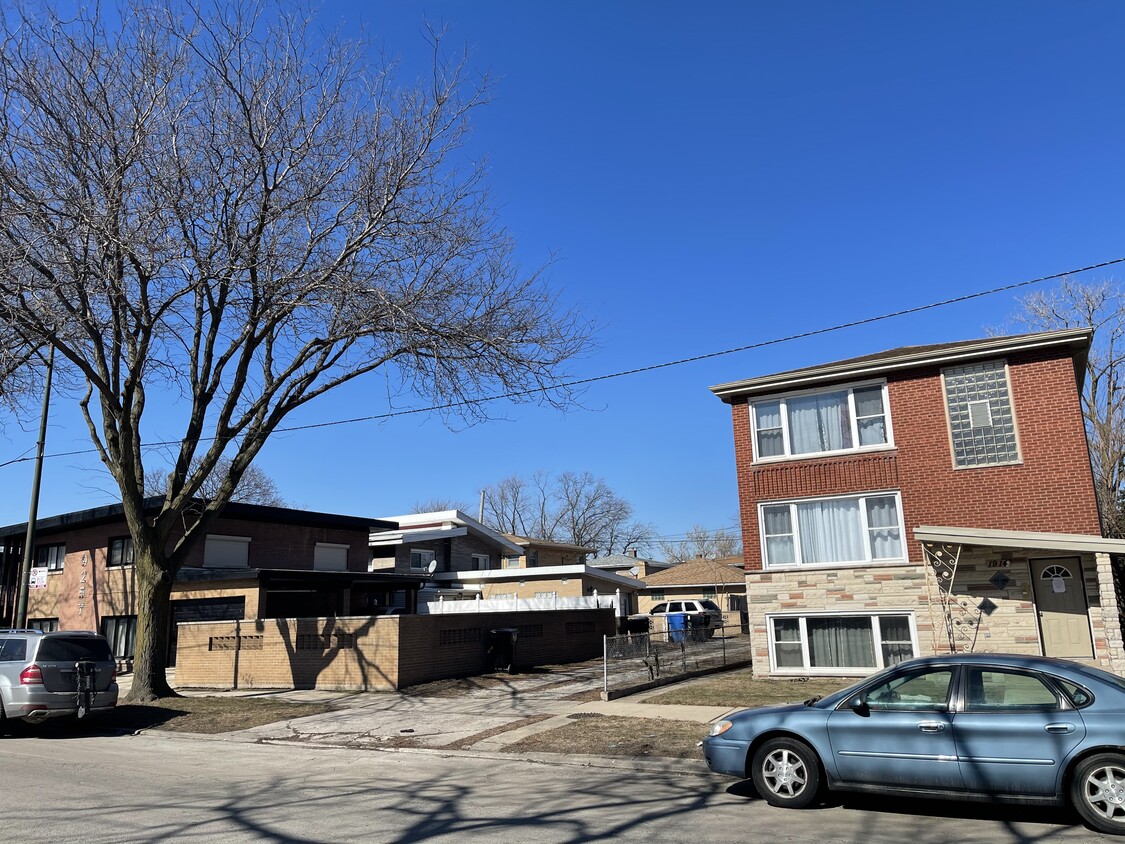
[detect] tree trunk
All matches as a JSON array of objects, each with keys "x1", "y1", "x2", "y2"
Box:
[{"x1": 126, "y1": 548, "x2": 176, "y2": 701}]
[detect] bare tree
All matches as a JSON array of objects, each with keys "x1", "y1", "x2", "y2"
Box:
[
  {"x1": 1009, "y1": 278, "x2": 1125, "y2": 536},
  {"x1": 481, "y1": 471, "x2": 654, "y2": 555},
  {"x1": 659, "y1": 524, "x2": 742, "y2": 563},
  {"x1": 145, "y1": 458, "x2": 285, "y2": 507},
  {"x1": 411, "y1": 497, "x2": 471, "y2": 514},
  {"x1": 0, "y1": 2, "x2": 587, "y2": 699}
]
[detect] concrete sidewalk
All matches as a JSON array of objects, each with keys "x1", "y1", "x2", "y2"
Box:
[{"x1": 117, "y1": 665, "x2": 743, "y2": 755}]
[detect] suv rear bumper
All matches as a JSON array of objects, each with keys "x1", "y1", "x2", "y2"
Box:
[{"x1": 4, "y1": 685, "x2": 119, "y2": 722}]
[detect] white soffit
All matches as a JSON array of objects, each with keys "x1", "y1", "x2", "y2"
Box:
[{"x1": 913, "y1": 525, "x2": 1125, "y2": 555}]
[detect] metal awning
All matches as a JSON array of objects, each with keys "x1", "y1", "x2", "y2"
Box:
[{"x1": 913, "y1": 525, "x2": 1125, "y2": 556}]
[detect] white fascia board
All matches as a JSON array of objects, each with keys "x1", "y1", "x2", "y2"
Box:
[
  {"x1": 432, "y1": 564, "x2": 645, "y2": 589},
  {"x1": 913, "y1": 525, "x2": 1125, "y2": 555},
  {"x1": 369, "y1": 526, "x2": 468, "y2": 546},
  {"x1": 643, "y1": 580, "x2": 746, "y2": 590},
  {"x1": 710, "y1": 328, "x2": 1092, "y2": 400},
  {"x1": 375, "y1": 510, "x2": 523, "y2": 555}
]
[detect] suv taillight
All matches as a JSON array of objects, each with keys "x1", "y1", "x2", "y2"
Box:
[{"x1": 19, "y1": 664, "x2": 43, "y2": 685}]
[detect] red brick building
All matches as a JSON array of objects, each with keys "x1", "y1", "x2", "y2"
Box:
[{"x1": 711, "y1": 328, "x2": 1125, "y2": 677}]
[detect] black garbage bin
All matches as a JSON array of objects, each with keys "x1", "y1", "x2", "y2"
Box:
[{"x1": 488, "y1": 627, "x2": 518, "y2": 673}]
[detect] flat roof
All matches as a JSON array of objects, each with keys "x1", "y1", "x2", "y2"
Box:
[
  {"x1": 0, "y1": 498, "x2": 393, "y2": 539},
  {"x1": 710, "y1": 328, "x2": 1092, "y2": 401}
]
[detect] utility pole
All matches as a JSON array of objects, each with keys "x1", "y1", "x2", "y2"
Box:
[
  {"x1": 478, "y1": 488, "x2": 485, "y2": 523},
  {"x1": 15, "y1": 345, "x2": 54, "y2": 629}
]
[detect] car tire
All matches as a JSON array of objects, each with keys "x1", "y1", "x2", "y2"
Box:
[
  {"x1": 751, "y1": 737, "x2": 822, "y2": 809},
  {"x1": 1071, "y1": 752, "x2": 1125, "y2": 835}
]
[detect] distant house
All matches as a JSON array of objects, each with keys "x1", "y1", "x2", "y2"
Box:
[
  {"x1": 639, "y1": 557, "x2": 748, "y2": 630},
  {"x1": 370, "y1": 512, "x2": 645, "y2": 615},
  {"x1": 0, "y1": 500, "x2": 421, "y2": 664},
  {"x1": 588, "y1": 551, "x2": 674, "y2": 580},
  {"x1": 711, "y1": 328, "x2": 1125, "y2": 677},
  {"x1": 501, "y1": 535, "x2": 594, "y2": 569}
]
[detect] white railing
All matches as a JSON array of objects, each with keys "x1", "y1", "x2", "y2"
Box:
[{"x1": 420, "y1": 589, "x2": 622, "y2": 615}]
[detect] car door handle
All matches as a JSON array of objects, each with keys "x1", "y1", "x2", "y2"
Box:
[
  {"x1": 918, "y1": 722, "x2": 947, "y2": 733},
  {"x1": 1045, "y1": 723, "x2": 1076, "y2": 734}
]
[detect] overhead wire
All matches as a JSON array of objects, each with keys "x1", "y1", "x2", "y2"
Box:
[{"x1": 1, "y1": 255, "x2": 1123, "y2": 469}]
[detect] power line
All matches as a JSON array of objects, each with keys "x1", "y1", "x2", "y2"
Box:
[{"x1": 2, "y1": 255, "x2": 1123, "y2": 469}]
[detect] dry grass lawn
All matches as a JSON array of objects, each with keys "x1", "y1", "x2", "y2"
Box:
[
  {"x1": 643, "y1": 671, "x2": 852, "y2": 708},
  {"x1": 503, "y1": 714, "x2": 706, "y2": 759},
  {"x1": 77, "y1": 696, "x2": 336, "y2": 734}
]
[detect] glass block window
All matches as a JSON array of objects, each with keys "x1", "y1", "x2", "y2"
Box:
[{"x1": 943, "y1": 360, "x2": 1020, "y2": 467}]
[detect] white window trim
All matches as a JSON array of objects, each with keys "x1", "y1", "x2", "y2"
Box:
[
  {"x1": 749, "y1": 379, "x2": 895, "y2": 464},
  {"x1": 758, "y1": 490, "x2": 907, "y2": 571},
  {"x1": 765, "y1": 610, "x2": 919, "y2": 675}
]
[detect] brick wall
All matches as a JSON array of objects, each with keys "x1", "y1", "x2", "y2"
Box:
[
  {"x1": 175, "y1": 609, "x2": 615, "y2": 690},
  {"x1": 23, "y1": 515, "x2": 367, "y2": 633},
  {"x1": 733, "y1": 349, "x2": 1101, "y2": 572}
]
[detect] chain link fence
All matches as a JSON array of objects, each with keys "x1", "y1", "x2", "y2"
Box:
[{"x1": 602, "y1": 625, "x2": 754, "y2": 697}]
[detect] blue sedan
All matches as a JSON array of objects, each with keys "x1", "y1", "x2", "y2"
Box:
[{"x1": 701, "y1": 654, "x2": 1125, "y2": 835}]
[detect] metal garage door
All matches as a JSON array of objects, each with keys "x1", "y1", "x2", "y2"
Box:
[{"x1": 169, "y1": 596, "x2": 246, "y2": 665}]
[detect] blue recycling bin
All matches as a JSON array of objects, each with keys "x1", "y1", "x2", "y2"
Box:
[{"x1": 668, "y1": 612, "x2": 688, "y2": 643}]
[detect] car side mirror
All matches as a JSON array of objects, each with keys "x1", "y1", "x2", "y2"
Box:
[{"x1": 848, "y1": 696, "x2": 869, "y2": 716}]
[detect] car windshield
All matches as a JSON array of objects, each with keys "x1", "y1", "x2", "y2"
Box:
[
  {"x1": 37, "y1": 637, "x2": 113, "y2": 662},
  {"x1": 808, "y1": 663, "x2": 903, "y2": 708}
]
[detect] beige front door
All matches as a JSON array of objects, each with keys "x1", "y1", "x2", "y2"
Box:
[{"x1": 1030, "y1": 557, "x2": 1093, "y2": 658}]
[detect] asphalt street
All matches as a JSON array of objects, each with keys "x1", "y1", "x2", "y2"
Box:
[{"x1": 0, "y1": 731, "x2": 1104, "y2": 843}]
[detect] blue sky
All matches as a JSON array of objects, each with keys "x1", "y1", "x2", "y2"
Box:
[{"x1": 2, "y1": 1, "x2": 1124, "y2": 552}]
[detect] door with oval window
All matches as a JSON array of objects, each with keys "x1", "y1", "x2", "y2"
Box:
[{"x1": 1029, "y1": 558, "x2": 1093, "y2": 658}]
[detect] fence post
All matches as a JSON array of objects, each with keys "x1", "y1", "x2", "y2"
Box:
[
  {"x1": 233, "y1": 618, "x2": 241, "y2": 690},
  {"x1": 475, "y1": 593, "x2": 481, "y2": 613},
  {"x1": 603, "y1": 634, "x2": 608, "y2": 697}
]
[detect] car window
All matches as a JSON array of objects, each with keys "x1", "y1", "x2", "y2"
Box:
[
  {"x1": 865, "y1": 669, "x2": 954, "y2": 711},
  {"x1": 668, "y1": 603, "x2": 683, "y2": 613},
  {"x1": 700, "y1": 600, "x2": 721, "y2": 611},
  {"x1": 36, "y1": 637, "x2": 114, "y2": 662},
  {"x1": 0, "y1": 638, "x2": 27, "y2": 662},
  {"x1": 651, "y1": 604, "x2": 667, "y2": 614},
  {"x1": 964, "y1": 668, "x2": 1059, "y2": 711},
  {"x1": 1055, "y1": 678, "x2": 1094, "y2": 708}
]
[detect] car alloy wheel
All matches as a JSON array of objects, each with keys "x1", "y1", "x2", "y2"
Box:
[
  {"x1": 1073, "y1": 753, "x2": 1125, "y2": 834},
  {"x1": 751, "y1": 738, "x2": 822, "y2": 809}
]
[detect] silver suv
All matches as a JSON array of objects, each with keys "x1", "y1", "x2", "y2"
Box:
[
  {"x1": 0, "y1": 630, "x2": 119, "y2": 726},
  {"x1": 649, "y1": 600, "x2": 724, "y2": 637}
]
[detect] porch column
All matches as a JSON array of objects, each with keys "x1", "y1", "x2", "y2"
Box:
[{"x1": 1094, "y1": 552, "x2": 1125, "y2": 674}]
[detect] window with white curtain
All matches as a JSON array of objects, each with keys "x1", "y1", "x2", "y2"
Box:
[
  {"x1": 751, "y1": 382, "x2": 890, "y2": 460},
  {"x1": 760, "y1": 493, "x2": 904, "y2": 568},
  {"x1": 769, "y1": 613, "x2": 917, "y2": 673}
]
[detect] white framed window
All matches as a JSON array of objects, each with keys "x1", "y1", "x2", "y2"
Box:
[
  {"x1": 203, "y1": 535, "x2": 250, "y2": 567},
  {"x1": 314, "y1": 542, "x2": 349, "y2": 571},
  {"x1": 760, "y1": 491, "x2": 904, "y2": 569},
  {"x1": 751, "y1": 381, "x2": 892, "y2": 461},
  {"x1": 503, "y1": 555, "x2": 521, "y2": 568},
  {"x1": 768, "y1": 612, "x2": 918, "y2": 674},
  {"x1": 471, "y1": 553, "x2": 491, "y2": 570},
  {"x1": 409, "y1": 548, "x2": 436, "y2": 571}
]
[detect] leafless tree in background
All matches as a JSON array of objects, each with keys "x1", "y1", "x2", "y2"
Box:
[
  {"x1": 145, "y1": 458, "x2": 285, "y2": 507},
  {"x1": 411, "y1": 498, "x2": 472, "y2": 514},
  {"x1": 659, "y1": 524, "x2": 742, "y2": 563},
  {"x1": 1009, "y1": 278, "x2": 1125, "y2": 536},
  {"x1": 481, "y1": 471, "x2": 654, "y2": 556},
  {"x1": 0, "y1": 1, "x2": 588, "y2": 698}
]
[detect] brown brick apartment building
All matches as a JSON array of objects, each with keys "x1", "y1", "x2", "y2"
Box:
[
  {"x1": 0, "y1": 500, "x2": 421, "y2": 663},
  {"x1": 711, "y1": 328, "x2": 1125, "y2": 677}
]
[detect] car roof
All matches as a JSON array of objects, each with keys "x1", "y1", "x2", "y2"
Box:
[{"x1": 896, "y1": 652, "x2": 1102, "y2": 675}]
